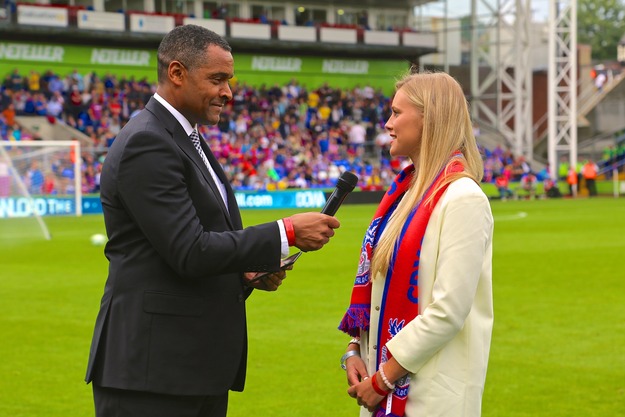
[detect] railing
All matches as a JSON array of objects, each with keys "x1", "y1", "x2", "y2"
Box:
[
  {"x1": 2, "y1": 3, "x2": 436, "y2": 49},
  {"x1": 599, "y1": 158, "x2": 625, "y2": 176},
  {"x1": 531, "y1": 70, "x2": 625, "y2": 145},
  {"x1": 596, "y1": 128, "x2": 625, "y2": 175},
  {"x1": 577, "y1": 71, "x2": 625, "y2": 119}
]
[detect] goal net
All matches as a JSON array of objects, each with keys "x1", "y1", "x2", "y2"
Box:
[{"x1": 0, "y1": 140, "x2": 82, "y2": 240}]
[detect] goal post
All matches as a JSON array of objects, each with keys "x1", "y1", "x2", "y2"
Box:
[{"x1": 0, "y1": 140, "x2": 82, "y2": 239}]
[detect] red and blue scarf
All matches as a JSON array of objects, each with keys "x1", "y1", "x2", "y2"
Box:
[{"x1": 338, "y1": 159, "x2": 463, "y2": 417}]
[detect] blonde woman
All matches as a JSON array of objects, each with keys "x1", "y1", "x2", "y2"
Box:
[{"x1": 339, "y1": 72, "x2": 494, "y2": 417}]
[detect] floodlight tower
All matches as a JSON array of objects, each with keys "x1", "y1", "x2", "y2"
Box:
[
  {"x1": 469, "y1": 0, "x2": 533, "y2": 161},
  {"x1": 547, "y1": 0, "x2": 577, "y2": 183}
]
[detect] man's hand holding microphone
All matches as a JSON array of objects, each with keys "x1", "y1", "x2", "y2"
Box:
[
  {"x1": 245, "y1": 171, "x2": 358, "y2": 290},
  {"x1": 287, "y1": 171, "x2": 359, "y2": 252}
]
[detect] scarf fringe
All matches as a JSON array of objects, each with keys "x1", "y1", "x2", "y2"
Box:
[{"x1": 338, "y1": 305, "x2": 370, "y2": 337}]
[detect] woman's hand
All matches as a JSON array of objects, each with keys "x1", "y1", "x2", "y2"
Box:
[
  {"x1": 345, "y1": 354, "x2": 369, "y2": 387},
  {"x1": 347, "y1": 372, "x2": 387, "y2": 412},
  {"x1": 344, "y1": 353, "x2": 385, "y2": 412}
]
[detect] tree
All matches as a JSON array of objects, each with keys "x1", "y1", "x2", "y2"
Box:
[{"x1": 577, "y1": 0, "x2": 625, "y2": 60}]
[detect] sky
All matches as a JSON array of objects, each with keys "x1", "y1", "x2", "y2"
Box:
[{"x1": 416, "y1": 0, "x2": 551, "y2": 22}]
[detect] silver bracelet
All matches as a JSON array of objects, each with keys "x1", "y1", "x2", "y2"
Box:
[
  {"x1": 340, "y1": 349, "x2": 360, "y2": 370},
  {"x1": 379, "y1": 362, "x2": 396, "y2": 390},
  {"x1": 348, "y1": 337, "x2": 361, "y2": 346}
]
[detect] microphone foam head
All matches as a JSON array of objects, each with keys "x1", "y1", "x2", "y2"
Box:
[{"x1": 337, "y1": 171, "x2": 359, "y2": 192}]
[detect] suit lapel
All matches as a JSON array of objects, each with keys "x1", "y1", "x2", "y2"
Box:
[
  {"x1": 145, "y1": 98, "x2": 236, "y2": 229},
  {"x1": 199, "y1": 140, "x2": 243, "y2": 229}
]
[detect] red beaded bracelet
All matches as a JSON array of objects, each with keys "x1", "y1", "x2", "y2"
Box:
[
  {"x1": 370, "y1": 372, "x2": 389, "y2": 397},
  {"x1": 282, "y1": 217, "x2": 296, "y2": 246}
]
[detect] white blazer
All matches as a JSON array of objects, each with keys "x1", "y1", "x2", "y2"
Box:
[{"x1": 359, "y1": 177, "x2": 494, "y2": 417}]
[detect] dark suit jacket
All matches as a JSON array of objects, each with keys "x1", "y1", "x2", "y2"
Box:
[{"x1": 85, "y1": 97, "x2": 281, "y2": 396}]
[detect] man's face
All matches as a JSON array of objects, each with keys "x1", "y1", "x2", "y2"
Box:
[{"x1": 179, "y1": 45, "x2": 234, "y2": 126}]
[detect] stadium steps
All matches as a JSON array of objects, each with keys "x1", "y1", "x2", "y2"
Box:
[
  {"x1": 475, "y1": 125, "x2": 548, "y2": 172},
  {"x1": 15, "y1": 116, "x2": 93, "y2": 149},
  {"x1": 475, "y1": 124, "x2": 509, "y2": 151},
  {"x1": 533, "y1": 72, "x2": 625, "y2": 161},
  {"x1": 577, "y1": 72, "x2": 625, "y2": 127}
]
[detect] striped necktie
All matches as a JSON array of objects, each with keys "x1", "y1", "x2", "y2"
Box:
[
  {"x1": 189, "y1": 129, "x2": 212, "y2": 171},
  {"x1": 189, "y1": 129, "x2": 228, "y2": 208}
]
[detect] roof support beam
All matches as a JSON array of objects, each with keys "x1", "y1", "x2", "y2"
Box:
[
  {"x1": 470, "y1": 0, "x2": 533, "y2": 161},
  {"x1": 547, "y1": 0, "x2": 577, "y2": 181}
]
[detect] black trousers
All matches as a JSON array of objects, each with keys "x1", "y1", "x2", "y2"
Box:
[
  {"x1": 586, "y1": 178, "x2": 597, "y2": 196},
  {"x1": 93, "y1": 384, "x2": 228, "y2": 417}
]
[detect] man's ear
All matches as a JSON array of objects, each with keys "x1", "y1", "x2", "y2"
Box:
[{"x1": 168, "y1": 61, "x2": 185, "y2": 86}]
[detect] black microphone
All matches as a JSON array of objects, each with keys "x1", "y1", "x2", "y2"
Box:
[{"x1": 321, "y1": 171, "x2": 359, "y2": 216}]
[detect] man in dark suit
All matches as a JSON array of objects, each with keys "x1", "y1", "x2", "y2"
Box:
[{"x1": 85, "y1": 25, "x2": 340, "y2": 417}]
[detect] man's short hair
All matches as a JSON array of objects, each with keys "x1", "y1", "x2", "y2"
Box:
[{"x1": 157, "y1": 24, "x2": 232, "y2": 83}]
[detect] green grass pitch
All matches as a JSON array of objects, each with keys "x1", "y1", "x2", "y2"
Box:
[{"x1": 1, "y1": 198, "x2": 624, "y2": 416}]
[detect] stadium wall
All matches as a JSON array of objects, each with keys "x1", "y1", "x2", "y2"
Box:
[
  {"x1": 0, "y1": 189, "x2": 375, "y2": 217},
  {"x1": 3, "y1": 181, "x2": 621, "y2": 218}
]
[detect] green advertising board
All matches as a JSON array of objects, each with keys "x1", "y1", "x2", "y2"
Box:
[
  {"x1": 0, "y1": 41, "x2": 408, "y2": 94},
  {"x1": 232, "y1": 54, "x2": 409, "y2": 94},
  {"x1": 0, "y1": 42, "x2": 157, "y2": 82}
]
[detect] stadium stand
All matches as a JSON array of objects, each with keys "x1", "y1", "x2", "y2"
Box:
[{"x1": 0, "y1": 68, "x2": 569, "y2": 198}]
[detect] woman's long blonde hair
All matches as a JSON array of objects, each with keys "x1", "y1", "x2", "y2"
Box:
[{"x1": 369, "y1": 72, "x2": 484, "y2": 278}]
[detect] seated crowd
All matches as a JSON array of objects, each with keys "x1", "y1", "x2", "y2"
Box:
[{"x1": 0, "y1": 68, "x2": 551, "y2": 196}]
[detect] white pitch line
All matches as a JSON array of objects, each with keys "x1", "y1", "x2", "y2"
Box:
[{"x1": 495, "y1": 212, "x2": 528, "y2": 221}]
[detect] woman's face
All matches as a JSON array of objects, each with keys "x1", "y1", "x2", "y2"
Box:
[{"x1": 385, "y1": 88, "x2": 423, "y2": 161}]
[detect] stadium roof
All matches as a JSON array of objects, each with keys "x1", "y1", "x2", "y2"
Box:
[
  {"x1": 264, "y1": 0, "x2": 436, "y2": 8},
  {"x1": 0, "y1": 0, "x2": 439, "y2": 61}
]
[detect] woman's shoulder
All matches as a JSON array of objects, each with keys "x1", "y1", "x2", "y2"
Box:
[
  {"x1": 449, "y1": 176, "x2": 484, "y2": 193},
  {"x1": 443, "y1": 177, "x2": 489, "y2": 203}
]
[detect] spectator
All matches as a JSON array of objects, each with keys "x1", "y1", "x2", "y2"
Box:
[
  {"x1": 358, "y1": 10, "x2": 369, "y2": 29},
  {"x1": 347, "y1": 120, "x2": 366, "y2": 154},
  {"x1": 43, "y1": 170, "x2": 56, "y2": 194},
  {"x1": 70, "y1": 69, "x2": 85, "y2": 92},
  {"x1": 26, "y1": 160, "x2": 44, "y2": 194},
  {"x1": 65, "y1": 86, "x2": 82, "y2": 118},
  {"x1": 362, "y1": 166, "x2": 383, "y2": 191},
  {"x1": 567, "y1": 165, "x2": 578, "y2": 197},
  {"x1": 517, "y1": 171, "x2": 537, "y2": 199},
  {"x1": 9, "y1": 68, "x2": 23, "y2": 91},
  {"x1": 28, "y1": 70, "x2": 40, "y2": 93},
  {"x1": 495, "y1": 174, "x2": 513, "y2": 201},
  {"x1": 510, "y1": 155, "x2": 531, "y2": 181},
  {"x1": 47, "y1": 75, "x2": 64, "y2": 99},
  {"x1": 31, "y1": 93, "x2": 47, "y2": 116},
  {"x1": 557, "y1": 155, "x2": 569, "y2": 181},
  {"x1": 472, "y1": 122, "x2": 481, "y2": 137},
  {"x1": 374, "y1": 127, "x2": 392, "y2": 161},
  {"x1": 2, "y1": 102, "x2": 16, "y2": 127},
  {"x1": 581, "y1": 159, "x2": 598, "y2": 196},
  {"x1": 46, "y1": 91, "x2": 64, "y2": 119},
  {"x1": 543, "y1": 177, "x2": 562, "y2": 198},
  {"x1": 594, "y1": 71, "x2": 606, "y2": 91}
]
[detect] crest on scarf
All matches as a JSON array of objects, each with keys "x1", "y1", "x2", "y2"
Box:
[
  {"x1": 379, "y1": 318, "x2": 404, "y2": 367},
  {"x1": 355, "y1": 216, "x2": 381, "y2": 285},
  {"x1": 388, "y1": 318, "x2": 405, "y2": 338}
]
